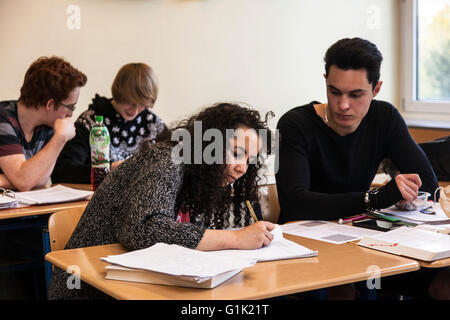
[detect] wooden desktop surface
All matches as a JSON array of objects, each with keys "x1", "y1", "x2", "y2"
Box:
[
  {"x1": 0, "y1": 184, "x2": 90, "y2": 220},
  {"x1": 0, "y1": 200, "x2": 89, "y2": 220},
  {"x1": 46, "y1": 234, "x2": 419, "y2": 300},
  {"x1": 417, "y1": 256, "x2": 450, "y2": 268}
]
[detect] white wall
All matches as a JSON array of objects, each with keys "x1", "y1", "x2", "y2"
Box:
[{"x1": 0, "y1": 0, "x2": 400, "y2": 129}]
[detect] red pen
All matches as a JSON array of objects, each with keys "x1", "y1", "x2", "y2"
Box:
[{"x1": 338, "y1": 214, "x2": 368, "y2": 224}]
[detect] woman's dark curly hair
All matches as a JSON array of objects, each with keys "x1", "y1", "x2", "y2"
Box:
[{"x1": 157, "y1": 102, "x2": 274, "y2": 229}]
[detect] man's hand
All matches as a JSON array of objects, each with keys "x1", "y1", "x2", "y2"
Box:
[
  {"x1": 111, "y1": 160, "x2": 124, "y2": 170},
  {"x1": 53, "y1": 118, "x2": 76, "y2": 142},
  {"x1": 395, "y1": 174, "x2": 422, "y2": 201}
]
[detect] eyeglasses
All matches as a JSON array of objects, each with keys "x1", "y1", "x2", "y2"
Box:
[{"x1": 59, "y1": 102, "x2": 76, "y2": 112}]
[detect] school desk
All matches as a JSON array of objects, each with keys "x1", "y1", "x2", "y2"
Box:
[
  {"x1": 417, "y1": 257, "x2": 450, "y2": 268},
  {"x1": 45, "y1": 233, "x2": 419, "y2": 300},
  {"x1": 439, "y1": 181, "x2": 450, "y2": 188},
  {"x1": 0, "y1": 184, "x2": 90, "y2": 298},
  {"x1": 0, "y1": 200, "x2": 89, "y2": 221},
  {"x1": 0, "y1": 184, "x2": 90, "y2": 221}
]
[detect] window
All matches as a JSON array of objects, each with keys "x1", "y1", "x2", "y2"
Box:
[{"x1": 401, "y1": 0, "x2": 450, "y2": 114}]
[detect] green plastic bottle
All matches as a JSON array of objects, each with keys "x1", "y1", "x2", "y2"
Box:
[{"x1": 89, "y1": 116, "x2": 110, "y2": 191}]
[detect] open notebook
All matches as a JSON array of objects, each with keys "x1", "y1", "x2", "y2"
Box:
[
  {"x1": 102, "y1": 225, "x2": 318, "y2": 288},
  {"x1": 211, "y1": 224, "x2": 317, "y2": 262},
  {"x1": 358, "y1": 226, "x2": 450, "y2": 261}
]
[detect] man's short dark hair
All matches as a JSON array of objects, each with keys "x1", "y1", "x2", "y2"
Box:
[{"x1": 324, "y1": 38, "x2": 383, "y2": 89}]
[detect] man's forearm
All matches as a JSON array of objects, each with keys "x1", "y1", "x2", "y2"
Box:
[
  {"x1": 0, "y1": 173, "x2": 14, "y2": 189},
  {"x1": 12, "y1": 134, "x2": 67, "y2": 190}
]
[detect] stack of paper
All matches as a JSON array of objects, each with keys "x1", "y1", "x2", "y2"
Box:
[
  {"x1": 0, "y1": 195, "x2": 18, "y2": 209},
  {"x1": 102, "y1": 243, "x2": 256, "y2": 288},
  {"x1": 102, "y1": 225, "x2": 318, "y2": 288},
  {"x1": 14, "y1": 185, "x2": 93, "y2": 205}
]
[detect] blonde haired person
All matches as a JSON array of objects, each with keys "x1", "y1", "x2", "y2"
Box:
[{"x1": 52, "y1": 63, "x2": 166, "y2": 183}]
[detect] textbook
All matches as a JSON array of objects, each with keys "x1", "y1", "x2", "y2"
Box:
[
  {"x1": 102, "y1": 243, "x2": 256, "y2": 289},
  {"x1": 357, "y1": 226, "x2": 450, "y2": 261}
]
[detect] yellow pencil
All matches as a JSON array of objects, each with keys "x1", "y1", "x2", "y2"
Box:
[{"x1": 245, "y1": 200, "x2": 259, "y2": 222}]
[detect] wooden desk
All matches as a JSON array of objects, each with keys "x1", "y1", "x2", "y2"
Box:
[
  {"x1": 439, "y1": 181, "x2": 450, "y2": 188},
  {"x1": 0, "y1": 184, "x2": 90, "y2": 220},
  {"x1": 45, "y1": 234, "x2": 419, "y2": 300},
  {"x1": 0, "y1": 184, "x2": 90, "y2": 298},
  {"x1": 418, "y1": 258, "x2": 450, "y2": 268},
  {"x1": 408, "y1": 127, "x2": 450, "y2": 144},
  {"x1": 0, "y1": 200, "x2": 88, "y2": 221}
]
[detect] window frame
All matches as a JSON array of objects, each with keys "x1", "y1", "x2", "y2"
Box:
[{"x1": 400, "y1": 0, "x2": 450, "y2": 115}]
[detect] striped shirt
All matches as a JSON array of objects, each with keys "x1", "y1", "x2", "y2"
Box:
[{"x1": 0, "y1": 100, "x2": 54, "y2": 172}]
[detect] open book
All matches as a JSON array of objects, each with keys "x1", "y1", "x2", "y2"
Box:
[
  {"x1": 357, "y1": 226, "x2": 450, "y2": 261},
  {"x1": 102, "y1": 225, "x2": 318, "y2": 288}
]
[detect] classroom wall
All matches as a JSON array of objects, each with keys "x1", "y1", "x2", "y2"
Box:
[{"x1": 0, "y1": 0, "x2": 400, "y2": 129}]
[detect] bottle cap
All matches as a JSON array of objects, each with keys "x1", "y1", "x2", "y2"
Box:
[{"x1": 95, "y1": 116, "x2": 104, "y2": 123}]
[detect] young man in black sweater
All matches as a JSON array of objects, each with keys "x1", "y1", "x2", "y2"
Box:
[{"x1": 276, "y1": 38, "x2": 448, "y2": 299}]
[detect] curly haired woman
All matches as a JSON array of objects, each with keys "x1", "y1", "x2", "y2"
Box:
[{"x1": 48, "y1": 102, "x2": 276, "y2": 299}]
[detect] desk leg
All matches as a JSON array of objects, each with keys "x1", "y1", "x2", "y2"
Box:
[{"x1": 42, "y1": 228, "x2": 51, "y2": 296}]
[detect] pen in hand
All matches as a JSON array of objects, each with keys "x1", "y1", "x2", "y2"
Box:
[{"x1": 246, "y1": 200, "x2": 259, "y2": 222}]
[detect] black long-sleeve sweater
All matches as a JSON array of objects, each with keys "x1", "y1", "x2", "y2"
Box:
[{"x1": 275, "y1": 100, "x2": 438, "y2": 223}]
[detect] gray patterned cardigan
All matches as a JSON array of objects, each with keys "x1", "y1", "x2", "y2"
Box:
[{"x1": 47, "y1": 142, "x2": 207, "y2": 299}]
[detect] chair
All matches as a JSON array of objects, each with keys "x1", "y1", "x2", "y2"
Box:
[
  {"x1": 48, "y1": 207, "x2": 85, "y2": 251},
  {"x1": 258, "y1": 183, "x2": 280, "y2": 223},
  {"x1": 43, "y1": 206, "x2": 86, "y2": 290}
]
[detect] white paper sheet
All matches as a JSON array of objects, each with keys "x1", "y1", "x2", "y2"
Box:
[
  {"x1": 212, "y1": 225, "x2": 317, "y2": 261},
  {"x1": 14, "y1": 185, "x2": 93, "y2": 205},
  {"x1": 379, "y1": 202, "x2": 449, "y2": 223},
  {"x1": 102, "y1": 243, "x2": 256, "y2": 278},
  {"x1": 281, "y1": 220, "x2": 382, "y2": 244}
]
